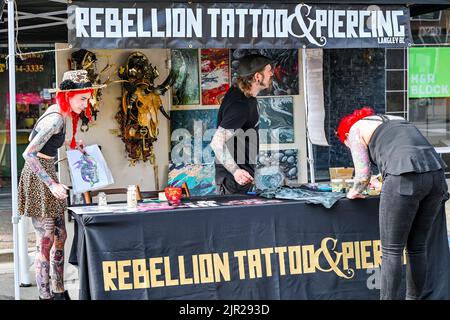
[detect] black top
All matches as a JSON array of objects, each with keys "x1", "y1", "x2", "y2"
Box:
[
  {"x1": 367, "y1": 115, "x2": 446, "y2": 178},
  {"x1": 30, "y1": 112, "x2": 66, "y2": 157},
  {"x1": 215, "y1": 86, "x2": 260, "y2": 192}
]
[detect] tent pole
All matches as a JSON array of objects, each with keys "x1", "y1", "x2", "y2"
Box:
[
  {"x1": 7, "y1": 0, "x2": 21, "y2": 300},
  {"x1": 302, "y1": 47, "x2": 315, "y2": 183}
]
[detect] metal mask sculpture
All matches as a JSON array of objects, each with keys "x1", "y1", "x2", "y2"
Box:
[{"x1": 116, "y1": 52, "x2": 175, "y2": 165}]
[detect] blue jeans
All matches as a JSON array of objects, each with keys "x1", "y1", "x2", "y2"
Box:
[{"x1": 379, "y1": 170, "x2": 448, "y2": 299}]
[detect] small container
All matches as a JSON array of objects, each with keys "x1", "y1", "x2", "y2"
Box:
[
  {"x1": 345, "y1": 179, "x2": 354, "y2": 192},
  {"x1": 127, "y1": 185, "x2": 138, "y2": 208},
  {"x1": 164, "y1": 187, "x2": 182, "y2": 206},
  {"x1": 98, "y1": 192, "x2": 108, "y2": 207},
  {"x1": 331, "y1": 179, "x2": 345, "y2": 193}
]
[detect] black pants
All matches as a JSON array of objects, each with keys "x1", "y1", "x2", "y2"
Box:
[{"x1": 379, "y1": 169, "x2": 448, "y2": 300}]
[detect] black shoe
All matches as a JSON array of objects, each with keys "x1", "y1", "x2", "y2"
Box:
[{"x1": 52, "y1": 290, "x2": 71, "y2": 300}]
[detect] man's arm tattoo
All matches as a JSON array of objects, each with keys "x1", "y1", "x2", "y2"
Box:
[
  {"x1": 210, "y1": 126, "x2": 240, "y2": 175},
  {"x1": 348, "y1": 127, "x2": 371, "y2": 194},
  {"x1": 23, "y1": 114, "x2": 64, "y2": 189}
]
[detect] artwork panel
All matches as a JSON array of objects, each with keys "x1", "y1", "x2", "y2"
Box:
[
  {"x1": 168, "y1": 163, "x2": 216, "y2": 196},
  {"x1": 257, "y1": 96, "x2": 294, "y2": 144},
  {"x1": 171, "y1": 49, "x2": 200, "y2": 105},
  {"x1": 201, "y1": 48, "x2": 230, "y2": 105},
  {"x1": 170, "y1": 109, "x2": 218, "y2": 164},
  {"x1": 257, "y1": 149, "x2": 298, "y2": 181}
]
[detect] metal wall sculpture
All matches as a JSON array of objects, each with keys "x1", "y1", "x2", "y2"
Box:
[{"x1": 115, "y1": 52, "x2": 175, "y2": 165}]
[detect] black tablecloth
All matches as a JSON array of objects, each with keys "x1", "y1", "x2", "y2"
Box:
[{"x1": 68, "y1": 196, "x2": 450, "y2": 300}]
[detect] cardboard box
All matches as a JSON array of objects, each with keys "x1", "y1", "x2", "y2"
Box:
[{"x1": 329, "y1": 167, "x2": 354, "y2": 180}]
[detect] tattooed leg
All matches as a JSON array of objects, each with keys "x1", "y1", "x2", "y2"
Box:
[
  {"x1": 50, "y1": 216, "x2": 67, "y2": 293},
  {"x1": 32, "y1": 217, "x2": 55, "y2": 299}
]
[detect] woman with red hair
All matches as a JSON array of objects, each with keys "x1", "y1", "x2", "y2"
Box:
[
  {"x1": 337, "y1": 107, "x2": 448, "y2": 300},
  {"x1": 17, "y1": 70, "x2": 104, "y2": 300}
]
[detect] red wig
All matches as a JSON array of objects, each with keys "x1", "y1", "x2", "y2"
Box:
[
  {"x1": 55, "y1": 89, "x2": 94, "y2": 149},
  {"x1": 336, "y1": 107, "x2": 375, "y2": 144}
]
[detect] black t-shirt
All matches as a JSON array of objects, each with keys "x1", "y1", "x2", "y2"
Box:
[{"x1": 215, "y1": 86, "x2": 259, "y2": 193}]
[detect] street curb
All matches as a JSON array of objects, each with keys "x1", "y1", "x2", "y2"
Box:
[
  {"x1": 0, "y1": 249, "x2": 35, "y2": 263},
  {"x1": 0, "y1": 249, "x2": 13, "y2": 263}
]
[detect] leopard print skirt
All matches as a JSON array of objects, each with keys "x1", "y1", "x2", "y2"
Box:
[{"x1": 18, "y1": 158, "x2": 67, "y2": 218}]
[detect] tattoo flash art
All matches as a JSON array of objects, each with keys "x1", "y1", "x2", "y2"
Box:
[
  {"x1": 74, "y1": 154, "x2": 99, "y2": 187},
  {"x1": 67, "y1": 144, "x2": 114, "y2": 194}
]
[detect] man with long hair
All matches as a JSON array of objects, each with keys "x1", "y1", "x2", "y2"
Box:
[{"x1": 211, "y1": 54, "x2": 273, "y2": 194}]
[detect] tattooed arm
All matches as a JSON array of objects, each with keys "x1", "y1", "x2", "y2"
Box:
[
  {"x1": 23, "y1": 114, "x2": 68, "y2": 199},
  {"x1": 210, "y1": 126, "x2": 253, "y2": 185},
  {"x1": 347, "y1": 126, "x2": 371, "y2": 198},
  {"x1": 211, "y1": 126, "x2": 239, "y2": 174}
]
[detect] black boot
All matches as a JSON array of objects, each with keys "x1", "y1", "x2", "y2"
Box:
[{"x1": 52, "y1": 290, "x2": 71, "y2": 300}]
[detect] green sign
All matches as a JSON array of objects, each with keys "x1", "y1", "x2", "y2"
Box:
[{"x1": 409, "y1": 47, "x2": 450, "y2": 98}]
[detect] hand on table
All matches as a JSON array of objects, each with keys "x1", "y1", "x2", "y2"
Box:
[
  {"x1": 346, "y1": 187, "x2": 366, "y2": 200},
  {"x1": 233, "y1": 169, "x2": 254, "y2": 186}
]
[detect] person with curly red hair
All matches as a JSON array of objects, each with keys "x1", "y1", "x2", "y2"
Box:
[
  {"x1": 337, "y1": 107, "x2": 448, "y2": 300},
  {"x1": 17, "y1": 70, "x2": 104, "y2": 300}
]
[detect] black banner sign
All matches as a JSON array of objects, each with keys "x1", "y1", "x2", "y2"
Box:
[
  {"x1": 68, "y1": 2, "x2": 412, "y2": 49},
  {"x1": 69, "y1": 196, "x2": 450, "y2": 300}
]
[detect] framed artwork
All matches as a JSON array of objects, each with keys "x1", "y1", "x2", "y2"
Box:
[
  {"x1": 258, "y1": 96, "x2": 294, "y2": 144},
  {"x1": 257, "y1": 149, "x2": 298, "y2": 181},
  {"x1": 201, "y1": 49, "x2": 230, "y2": 105},
  {"x1": 170, "y1": 109, "x2": 218, "y2": 164},
  {"x1": 230, "y1": 49, "x2": 299, "y2": 96},
  {"x1": 168, "y1": 163, "x2": 216, "y2": 196},
  {"x1": 171, "y1": 49, "x2": 200, "y2": 105}
]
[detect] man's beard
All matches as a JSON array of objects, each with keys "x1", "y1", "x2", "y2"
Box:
[{"x1": 260, "y1": 73, "x2": 273, "y2": 91}]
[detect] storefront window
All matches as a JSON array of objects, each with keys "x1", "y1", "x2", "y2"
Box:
[
  {"x1": 0, "y1": 45, "x2": 56, "y2": 186},
  {"x1": 409, "y1": 10, "x2": 450, "y2": 175}
]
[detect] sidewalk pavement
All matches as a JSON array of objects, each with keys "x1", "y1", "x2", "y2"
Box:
[{"x1": 0, "y1": 261, "x2": 79, "y2": 300}]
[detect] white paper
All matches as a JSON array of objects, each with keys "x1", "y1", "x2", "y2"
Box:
[
  {"x1": 306, "y1": 49, "x2": 330, "y2": 147},
  {"x1": 67, "y1": 144, "x2": 114, "y2": 194}
]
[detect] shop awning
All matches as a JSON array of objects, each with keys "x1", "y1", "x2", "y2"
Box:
[{"x1": 1, "y1": 1, "x2": 449, "y2": 44}]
